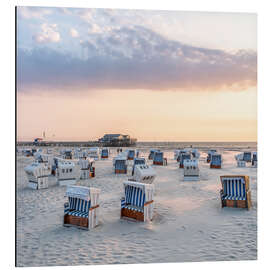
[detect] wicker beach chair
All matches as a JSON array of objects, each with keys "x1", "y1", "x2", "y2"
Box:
[
  {"x1": 57, "y1": 161, "x2": 77, "y2": 186},
  {"x1": 132, "y1": 164, "x2": 156, "y2": 184},
  {"x1": 210, "y1": 153, "x2": 222, "y2": 169},
  {"x1": 153, "y1": 151, "x2": 167, "y2": 166},
  {"x1": 220, "y1": 175, "x2": 252, "y2": 210},
  {"x1": 121, "y1": 181, "x2": 154, "y2": 222},
  {"x1": 183, "y1": 159, "x2": 199, "y2": 181},
  {"x1": 101, "y1": 148, "x2": 109, "y2": 159},
  {"x1": 24, "y1": 162, "x2": 50, "y2": 190},
  {"x1": 63, "y1": 186, "x2": 100, "y2": 229},
  {"x1": 114, "y1": 157, "x2": 127, "y2": 174}
]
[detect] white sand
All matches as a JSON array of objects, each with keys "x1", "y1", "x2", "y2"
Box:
[{"x1": 16, "y1": 148, "x2": 257, "y2": 266}]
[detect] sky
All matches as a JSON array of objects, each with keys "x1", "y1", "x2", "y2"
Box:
[{"x1": 16, "y1": 7, "x2": 257, "y2": 142}]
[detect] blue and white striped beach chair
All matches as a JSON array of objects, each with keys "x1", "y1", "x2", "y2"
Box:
[
  {"x1": 121, "y1": 181, "x2": 154, "y2": 222},
  {"x1": 115, "y1": 158, "x2": 127, "y2": 174},
  {"x1": 63, "y1": 185, "x2": 100, "y2": 229},
  {"x1": 220, "y1": 175, "x2": 251, "y2": 209},
  {"x1": 210, "y1": 154, "x2": 222, "y2": 169},
  {"x1": 153, "y1": 151, "x2": 167, "y2": 166},
  {"x1": 101, "y1": 148, "x2": 109, "y2": 159}
]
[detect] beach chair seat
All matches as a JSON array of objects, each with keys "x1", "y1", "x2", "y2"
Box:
[
  {"x1": 63, "y1": 186, "x2": 100, "y2": 229},
  {"x1": 121, "y1": 181, "x2": 154, "y2": 222},
  {"x1": 220, "y1": 175, "x2": 251, "y2": 209}
]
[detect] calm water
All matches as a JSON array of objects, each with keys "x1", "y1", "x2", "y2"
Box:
[{"x1": 136, "y1": 142, "x2": 257, "y2": 152}]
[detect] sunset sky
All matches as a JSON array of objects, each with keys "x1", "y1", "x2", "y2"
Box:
[{"x1": 17, "y1": 7, "x2": 257, "y2": 142}]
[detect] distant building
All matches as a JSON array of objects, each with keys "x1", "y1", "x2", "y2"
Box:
[{"x1": 98, "y1": 134, "x2": 137, "y2": 147}]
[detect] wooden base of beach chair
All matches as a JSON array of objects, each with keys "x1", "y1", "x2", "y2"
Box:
[
  {"x1": 115, "y1": 169, "x2": 127, "y2": 174},
  {"x1": 210, "y1": 165, "x2": 221, "y2": 169},
  {"x1": 63, "y1": 214, "x2": 89, "y2": 229},
  {"x1": 179, "y1": 164, "x2": 184, "y2": 168},
  {"x1": 221, "y1": 195, "x2": 251, "y2": 210},
  {"x1": 153, "y1": 161, "x2": 163, "y2": 165},
  {"x1": 101, "y1": 156, "x2": 108, "y2": 159},
  {"x1": 121, "y1": 208, "x2": 144, "y2": 222}
]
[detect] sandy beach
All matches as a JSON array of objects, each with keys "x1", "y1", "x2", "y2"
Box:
[{"x1": 16, "y1": 145, "x2": 257, "y2": 266}]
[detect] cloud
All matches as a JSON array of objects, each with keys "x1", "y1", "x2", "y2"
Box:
[
  {"x1": 70, "y1": 27, "x2": 79, "y2": 38},
  {"x1": 18, "y1": 7, "x2": 53, "y2": 19},
  {"x1": 33, "y1": 23, "x2": 60, "y2": 43},
  {"x1": 18, "y1": 25, "x2": 256, "y2": 92}
]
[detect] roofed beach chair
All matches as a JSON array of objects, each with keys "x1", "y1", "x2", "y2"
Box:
[
  {"x1": 183, "y1": 159, "x2": 199, "y2": 181},
  {"x1": 220, "y1": 175, "x2": 251, "y2": 209},
  {"x1": 114, "y1": 157, "x2": 127, "y2": 174},
  {"x1": 57, "y1": 161, "x2": 77, "y2": 186},
  {"x1": 24, "y1": 162, "x2": 51, "y2": 190},
  {"x1": 252, "y1": 152, "x2": 257, "y2": 167},
  {"x1": 148, "y1": 149, "x2": 159, "y2": 160},
  {"x1": 210, "y1": 153, "x2": 222, "y2": 169},
  {"x1": 78, "y1": 158, "x2": 95, "y2": 179},
  {"x1": 132, "y1": 157, "x2": 146, "y2": 175},
  {"x1": 132, "y1": 164, "x2": 156, "y2": 184},
  {"x1": 121, "y1": 181, "x2": 154, "y2": 222},
  {"x1": 101, "y1": 148, "x2": 109, "y2": 159},
  {"x1": 243, "y1": 152, "x2": 252, "y2": 162},
  {"x1": 179, "y1": 153, "x2": 191, "y2": 168},
  {"x1": 153, "y1": 151, "x2": 167, "y2": 166},
  {"x1": 127, "y1": 150, "x2": 135, "y2": 160},
  {"x1": 207, "y1": 149, "x2": 216, "y2": 163},
  {"x1": 64, "y1": 185, "x2": 100, "y2": 229}
]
